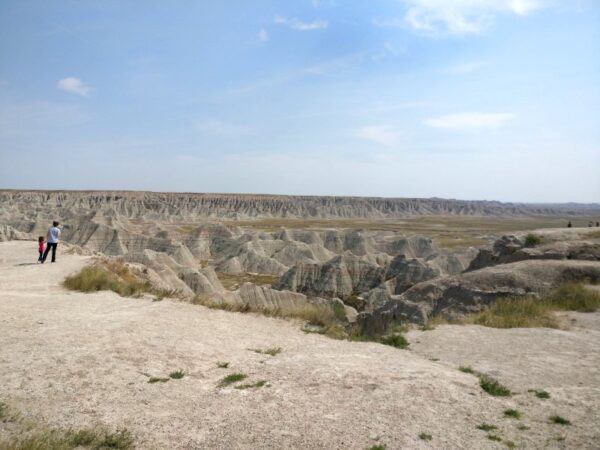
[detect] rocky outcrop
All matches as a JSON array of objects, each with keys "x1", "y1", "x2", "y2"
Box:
[
  {"x1": 359, "y1": 260, "x2": 600, "y2": 335},
  {"x1": 468, "y1": 232, "x2": 600, "y2": 271}
]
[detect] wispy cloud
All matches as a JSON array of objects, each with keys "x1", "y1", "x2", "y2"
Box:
[
  {"x1": 447, "y1": 61, "x2": 486, "y2": 74},
  {"x1": 257, "y1": 28, "x2": 268, "y2": 42},
  {"x1": 274, "y1": 15, "x2": 328, "y2": 31},
  {"x1": 357, "y1": 125, "x2": 399, "y2": 145},
  {"x1": 194, "y1": 119, "x2": 251, "y2": 136},
  {"x1": 424, "y1": 112, "x2": 516, "y2": 130},
  {"x1": 375, "y1": 0, "x2": 546, "y2": 36},
  {"x1": 57, "y1": 77, "x2": 93, "y2": 97},
  {"x1": 304, "y1": 53, "x2": 363, "y2": 76}
]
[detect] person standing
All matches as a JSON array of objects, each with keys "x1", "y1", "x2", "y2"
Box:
[
  {"x1": 37, "y1": 236, "x2": 45, "y2": 263},
  {"x1": 41, "y1": 221, "x2": 61, "y2": 263}
]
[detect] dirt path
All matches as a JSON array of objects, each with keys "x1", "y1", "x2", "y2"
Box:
[{"x1": 1, "y1": 241, "x2": 599, "y2": 449}]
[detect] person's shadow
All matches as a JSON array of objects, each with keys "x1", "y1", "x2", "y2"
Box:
[{"x1": 15, "y1": 263, "x2": 39, "y2": 266}]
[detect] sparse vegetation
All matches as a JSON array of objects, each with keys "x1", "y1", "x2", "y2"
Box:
[
  {"x1": 218, "y1": 373, "x2": 247, "y2": 387},
  {"x1": 504, "y1": 409, "x2": 521, "y2": 419},
  {"x1": 250, "y1": 347, "x2": 281, "y2": 356},
  {"x1": 192, "y1": 295, "x2": 347, "y2": 339},
  {"x1": 524, "y1": 233, "x2": 543, "y2": 247},
  {"x1": 0, "y1": 426, "x2": 133, "y2": 450},
  {"x1": 366, "y1": 446, "x2": 386, "y2": 450},
  {"x1": 148, "y1": 376, "x2": 169, "y2": 384},
  {"x1": 235, "y1": 380, "x2": 267, "y2": 390},
  {"x1": 517, "y1": 424, "x2": 530, "y2": 431},
  {"x1": 549, "y1": 415, "x2": 571, "y2": 425},
  {"x1": 216, "y1": 362, "x2": 229, "y2": 368},
  {"x1": 420, "y1": 323, "x2": 435, "y2": 331},
  {"x1": 467, "y1": 296, "x2": 559, "y2": 329},
  {"x1": 418, "y1": 432, "x2": 432, "y2": 441},
  {"x1": 63, "y1": 259, "x2": 177, "y2": 299},
  {"x1": 528, "y1": 388, "x2": 550, "y2": 399},
  {"x1": 169, "y1": 370, "x2": 185, "y2": 379},
  {"x1": 479, "y1": 374, "x2": 511, "y2": 397},
  {"x1": 465, "y1": 282, "x2": 600, "y2": 329},
  {"x1": 477, "y1": 423, "x2": 497, "y2": 432},
  {"x1": 504, "y1": 440, "x2": 516, "y2": 449},
  {"x1": 379, "y1": 334, "x2": 409, "y2": 349},
  {"x1": 487, "y1": 434, "x2": 502, "y2": 442},
  {"x1": 459, "y1": 367, "x2": 511, "y2": 396}
]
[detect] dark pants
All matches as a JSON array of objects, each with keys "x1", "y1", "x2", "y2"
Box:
[
  {"x1": 42, "y1": 243, "x2": 58, "y2": 263},
  {"x1": 38, "y1": 251, "x2": 43, "y2": 262}
]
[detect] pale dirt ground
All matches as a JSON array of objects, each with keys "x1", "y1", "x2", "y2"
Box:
[{"x1": 1, "y1": 241, "x2": 599, "y2": 450}]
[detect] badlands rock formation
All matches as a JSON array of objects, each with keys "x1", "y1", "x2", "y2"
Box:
[
  {"x1": 2, "y1": 189, "x2": 599, "y2": 220},
  {"x1": 2, "y1": 190, "x2": 600, "y2": 331}
]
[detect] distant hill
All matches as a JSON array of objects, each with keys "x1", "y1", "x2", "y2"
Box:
[{"x1": 1, "y1": 189, "x2": 599, "y2": 220}]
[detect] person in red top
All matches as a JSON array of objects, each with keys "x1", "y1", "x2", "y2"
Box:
[{"x1": 38, "y1": 236, "x2": 45, "y2": 263}]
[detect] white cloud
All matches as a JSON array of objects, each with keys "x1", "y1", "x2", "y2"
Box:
[
  {"x1": 376, "y1": 0, "x2": 546, "y2": 36},
  {"x1": 357, "y1": 125, "x2": 399, "y2": 145},
  {"x1": 424, "y1": 112, "x2": 516, "y2": 130},
  {"x1": 57, "y1": 77, "x2": 93, "y2": 97},
  {"x1": 274, "y1": 16, "x2": 328, "y2": 31},
  {"x1": 257, "y1": 29, "x2": 268, "y2": 42},
  {"x1": 194, "y1": 120, "x2": 251, "y2": 136},
  {"x1": 447, "y1": 61, "x2": 486, "y2": 74}
]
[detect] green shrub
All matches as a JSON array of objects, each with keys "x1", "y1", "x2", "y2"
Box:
[
  {"x1": 479, "y1": 374, "x2": 511, "y2": 397},
  {"x1": 477, "y1": 423, "x2": 497, "y2": 431},
  {"x1": 524, "y1": 233, "x2": 543, "y2": 247},
  {"x1": 549, "y1": 415, "x2": 571, "y2": 425},
  {"x1": 380, "y1": 334, "x2": 409, "y2": 349},
  {"x1": 169, "y1": 370, "x2": 185, "y2": 379}
]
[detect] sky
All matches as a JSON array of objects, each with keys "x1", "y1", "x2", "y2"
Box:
[{"x1": 0, "y1": 0, "x2": 599, "y2": 203}]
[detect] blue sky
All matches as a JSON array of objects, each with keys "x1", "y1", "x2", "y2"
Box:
[{"x1": 0, "y1": 0, "x2": 599, "y2": 202}]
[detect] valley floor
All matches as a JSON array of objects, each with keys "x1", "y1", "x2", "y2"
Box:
[{"x1": 0, "y1": 241, "x2": 599, "y2": 449}]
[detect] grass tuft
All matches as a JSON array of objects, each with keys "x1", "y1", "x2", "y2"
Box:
[
  {"x1": 459, "y1": 366, "x2": 475, "y2": 374},
  {"x1": 504, "y1": 409, "x2": 521, "y2": 419},
  {"x1": 219, "y1": 373, "x2": 247, "y2": 387},
  {"x1": 366, "y1": 446, "x2": 386, "y2": 450},
  {"x1": 169, "y1": 370, "x2": 185, "y2": 379},
  {"x1": 479, "y1": 375, "x2": 511, "y2": 397},
  {"x1": 216, "y1": 362, "x2": 229, "y2": 369},
  {"x1": 148, "y1": 376, "x2": 169, "y2": 384},
  {"x1": 418, "y1": 433, "x2": 432, "y2": 441},
  {"x1": 528, "y1": 388, "x2": 550, "y2": 399},
  {"x1": 549, "y1": 415, "x2": 571, "y2": 425},
  {"x1": 235, "y1": 380, "x2": 267, "y2": 390},
  {"x1": 517, "y1": 424, "x2": 530, "y2": 431},
  {"x1": 477, "y1": 423, "x2": 497, "y2": 432},
  {"x1": 487, "y1": 434, "x2": 502, "y2": 442},
  {"x1": 379, "y1": 334, "x2": 409, "y2": 349},
  {"x1": 504, "y1": 440, "x2": 516, "y2": 449}
]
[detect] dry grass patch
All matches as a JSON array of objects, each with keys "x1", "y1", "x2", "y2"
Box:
[
  {"x1": 0, "y1": 428, "x2": 133, "y2": 450},
  {"x1": 465, "y1": 282, "x2": 600, "y2": 329},
  {"x1": 191, "y1": 295, "x2": 347, "y2": 339},
  {"x1": 216, "y1": 272, "x2": 279, "y2": 290},
  {"x1": 63, "y1": 259, "x2": 178, "y2": 299}
]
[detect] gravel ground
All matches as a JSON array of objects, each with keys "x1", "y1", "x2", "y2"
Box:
[{"x1": 1, "y1": 241, "x2": 599, "y2": 449}]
